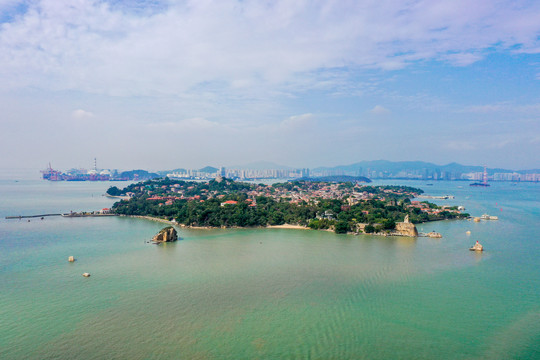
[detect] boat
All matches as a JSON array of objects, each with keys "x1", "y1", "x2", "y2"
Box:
[
  {"x1": 469, "y1": 241, "x2": 483, "y2": 252},
  {"x1": 470, "y1": 166, "x2": 490, "y2": 187},
  {"x1": 480, "y1": 214, "x2": 498, "y2": 220},
  {"x1": 82, "y1": 272, "x2": 91, "y2": 277},
  {"x1": 470, "y1": 182, "x2": 490, "y2": 187}
]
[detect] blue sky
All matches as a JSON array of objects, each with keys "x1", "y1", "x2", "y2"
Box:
[{"x1": 1, "y1": 0, "x2": 539, "y2": 174}]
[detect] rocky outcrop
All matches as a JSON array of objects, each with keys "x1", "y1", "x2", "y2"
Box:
[
  {"x1": 152, "y1": 226, "x2": 178, "y2": 243},
  {"x1": 395, "y1": 215, "x2": 418, "y2": 237}
]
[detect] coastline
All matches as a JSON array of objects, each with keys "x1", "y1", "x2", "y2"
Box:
[
  {"x1": 266, "y1": 224, "x2": 309, "y2": 230},
  {"x1": 123, "y1": 215, "x2": 309, "y2": 231},
  {"x1": 121, "y1": 215, "x2": 177, "y2": 225},
  {"x1": 104, "y1": 194, "x2": 131, "y2": 200},
  {"x1": 122, "y1": 216, "x2": 419, "y2": 237}
]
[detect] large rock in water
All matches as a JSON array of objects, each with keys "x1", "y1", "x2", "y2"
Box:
[
  {"x1": 152, "y1": 226, "x2": 178, "y2": 242},
  {"x1": 394, "y1": 215, "x2": 418, "y2": 237}
]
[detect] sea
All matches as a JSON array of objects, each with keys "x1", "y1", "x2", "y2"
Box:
[{"x1": 0, "y1": 179, "x2": 539, "y2": 359}]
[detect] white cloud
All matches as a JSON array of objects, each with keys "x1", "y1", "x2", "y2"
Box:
[
  {"x1": 444, "y1": 140, "x2": 476, "y2": 151},
  {"x1": 1, "y1": 0, "x2": 539, "y2": 97},
  {"x1": 369, "y1": 105, "x2": 391, "y2": 115},
  {"x1": 71, "y1": 109, "x2": 94, "y2": 119},
  {"x1": 280, "y1": 113, "x2": 314, "y2": 129},
  {"x1": 442, "y1": 52, "x2": 484, "y2": 66},
  {"x1": 462, "y1": 103, "x2": 540, "y2": 115},
  {"x1": 148, "y1": 117, "x2": 220, "y2": 130}
]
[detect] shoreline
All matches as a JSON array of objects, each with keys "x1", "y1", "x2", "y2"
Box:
[
  {"x1": 104, "y1": 194, "x2": 132, "y2": 200},
  {"x1": 123, "y1": 215, "x2": 310, "y2": 231},
  {"x1": 266, "y1": 224, "x2": 309, "y2": 230},
  {"x1": 121, "y1": 215, "x2": 177, "y2": 225},
  {"x1": 122, "y1": 216, "x2": 420, "y2": 237}
]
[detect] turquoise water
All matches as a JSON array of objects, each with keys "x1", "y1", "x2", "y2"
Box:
[{"x1": 1, "y1": 180, "x2": 539, "y2": 359}]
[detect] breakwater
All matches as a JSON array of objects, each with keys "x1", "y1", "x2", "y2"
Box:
[
  {"x1": 5, "y1": 213, "x2": 117, "y2": 219},
  {"x1": 5, "y1": 213, "x2": 62, "y2": 219}
]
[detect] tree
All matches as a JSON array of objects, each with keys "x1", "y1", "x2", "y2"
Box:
[
  {"x1": 382, "y1": 219, "x2": 396, "y2": 230},
  {"x1": 364, "y1": 224, "x2": 375, "y2": 233},
  {"x1": 106, "y1": 186, "x2": 121, "y2": 196},
  {"x1": 334, "y1": 220, "x2": 349, "y2": 234}
]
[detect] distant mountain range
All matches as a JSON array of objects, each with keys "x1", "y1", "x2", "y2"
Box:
[
  {"x1": 156, "y1": 160, "x2": 538, "y2": 178},
  {"x1": 313, "y1": 160, "x2": 539, "y2": 175},
  {"x1": 297, "y1": 175, "x2": 371, "y2": 183},
  {"x1": 224, "y1": 160, "x2": 538, "y2": 174}
]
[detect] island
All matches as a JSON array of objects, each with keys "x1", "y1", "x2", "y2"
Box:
[{"x1": 109, "y1": 177, "x2": 469, "y2": 235}]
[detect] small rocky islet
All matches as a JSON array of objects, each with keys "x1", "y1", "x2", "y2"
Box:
[{"x1": 151, "y1": 226, "x2": 178, "y2": 243}]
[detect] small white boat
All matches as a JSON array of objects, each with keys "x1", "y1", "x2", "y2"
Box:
[{"x1": 82, "y1": 272, "x2": 91, "y2": 277}]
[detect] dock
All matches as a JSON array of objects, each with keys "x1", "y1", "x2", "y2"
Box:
[
  {"x1": 6, "y1": 212, "x2": 117, "y2": 219},
  {"x1": 5, "y1": 214, "x2": 62, "y2": 219}
]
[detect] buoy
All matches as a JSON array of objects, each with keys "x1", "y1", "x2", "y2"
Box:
[
  {"x1": 466, "y1": 230, "x2": 471, "y2": 235},
  {"x1": 82, "y1": 273, "x2": 91, "y2": 277},
  {"x1": 68, "y1": 256, "x2": 75, "y2": 262}
]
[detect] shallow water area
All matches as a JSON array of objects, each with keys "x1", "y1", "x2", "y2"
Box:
[{"x1": 1, "y1": 180, "x2": 539, "y2": 359}]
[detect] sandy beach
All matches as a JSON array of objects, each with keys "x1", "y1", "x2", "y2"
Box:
[
  {"x1": 266, "y1": 224, "x2": 309, "y2": 230},
  {"x1": 123, "y1": 215, "x2": 177, "y2": 225}
]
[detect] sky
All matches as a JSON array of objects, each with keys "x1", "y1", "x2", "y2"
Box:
[{"x1": 1, "y1": 0, "x2": 540, "y2": 177}]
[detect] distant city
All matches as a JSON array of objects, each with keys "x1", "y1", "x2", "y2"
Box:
[{"x1": 40, "y1": 159, "x2": 540, "y2": 183}]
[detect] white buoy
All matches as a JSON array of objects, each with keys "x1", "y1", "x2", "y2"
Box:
[
  {"x1": 466, "y1": 231, "x2": 471, "y2": 235},
  {"x1": 68, "y1": 256, "x2": 75, "y2": 262}
]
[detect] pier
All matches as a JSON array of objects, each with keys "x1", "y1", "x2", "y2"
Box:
[
  {"x1": 5, "y1": 214, "x2": 62, "y2": 219},
  {"x1": 5, "y1": 212, "x2": 117, "y2": 219}
]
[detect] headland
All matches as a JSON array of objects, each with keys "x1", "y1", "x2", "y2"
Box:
[{"x1": 108, "y1": 177, "x2": 470, "y2": 236}]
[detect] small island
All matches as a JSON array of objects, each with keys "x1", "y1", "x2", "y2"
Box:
[
  {"x1": 109, "y1": 177, "x2": 469, "y2": 235},
  {"x1": 152, "y1": 226, "x2": 178, "y2": 243}
]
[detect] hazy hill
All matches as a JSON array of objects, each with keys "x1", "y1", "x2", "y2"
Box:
[
  {"x1": 199, "y1": 166, "x2": 219, "y2": 173},
  {"x1": 314, "y1": 160, "x2": 520, "y2": 175},
  {"x1": 119, "y1": 169, "x2": 159, "y2": 180}
]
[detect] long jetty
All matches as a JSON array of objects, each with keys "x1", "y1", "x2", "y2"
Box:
[
  {"x1": 5, "y1": 214, "x2": 62, "y2": 219},
  {"x1": 5, "y1": 213, "x2": 117, "y2": 219}
]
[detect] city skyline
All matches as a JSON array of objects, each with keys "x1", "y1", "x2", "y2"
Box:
[
  {"x1": 1, "y1": 1, "x2": 540, "y2": 174},
  {"x1": 35, "y1": 158, "x2": 540, "y2": 183}
]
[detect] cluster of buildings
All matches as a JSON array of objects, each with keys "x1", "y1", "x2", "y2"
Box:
[
  {"x1": 41, "y1": 161, "x2": 157, "y2": 181},
  {"x1": 142, "y1": 180, "x2": 421, "y2": 208},
  {"x1": 463, "y1": 172, "x2": 540, "y2": 182},
  {"x1": 408, "y1": 201, "x2": 463, "y2": 216},
  {"x1": 312, "y1": 167, "x2": 540, "y2": 182},
  {"x1": 167, "y1": 167, "x2": 310, "y2": 180},
  {"x1": 41, "y1": 163, "x2": 117, "y2": 181}
]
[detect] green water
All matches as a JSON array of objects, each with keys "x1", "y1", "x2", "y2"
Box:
[{"x1": 0, "y1": 180, "x2": 539, "y2": 359}]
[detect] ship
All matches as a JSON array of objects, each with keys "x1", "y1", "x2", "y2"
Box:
[
  {"x1": 470, "y1": 182, "x2": 490, "y2": 187},
  {"x1": 470, "y1": 165, "x2": 490, "y2": 187},
  {"x1": 40, "y1": 163, "x2": 62, "y2": 181}
]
